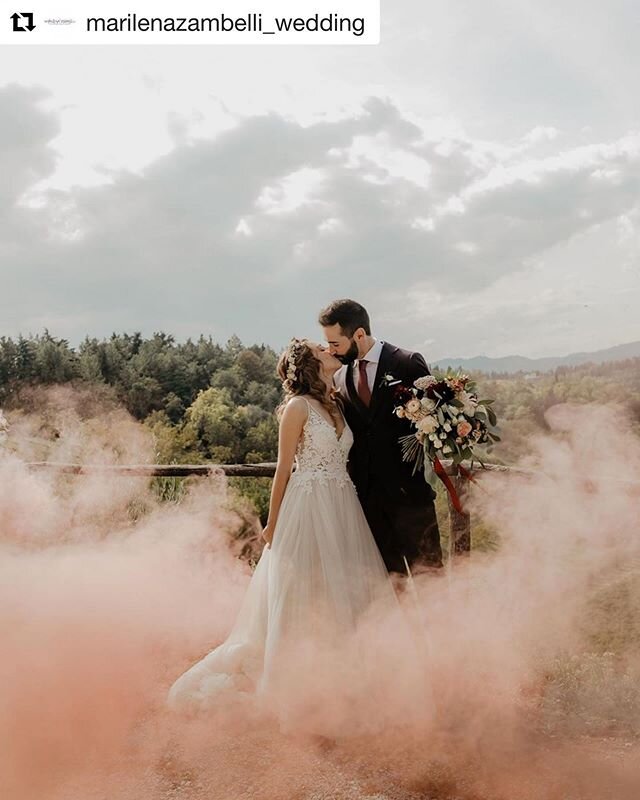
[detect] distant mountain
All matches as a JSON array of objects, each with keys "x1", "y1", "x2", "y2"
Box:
[{"x1": 433, "y1": 340, "x2": 640, "y2": 375}]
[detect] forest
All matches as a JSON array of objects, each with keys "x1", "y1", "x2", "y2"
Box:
[{"x1": 1, "y1": 330, "x2": 639, "y2": 521}]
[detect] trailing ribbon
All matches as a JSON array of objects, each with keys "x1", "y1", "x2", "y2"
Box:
[
  {"x1": 457, "y1": 463, "x2": 478, "y2": 486},
  {"x1": 433, "y1": 455, "x2": 472, "y2": 515}
]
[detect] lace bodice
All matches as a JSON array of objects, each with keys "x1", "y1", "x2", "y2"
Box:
[{"x1": 288, "y1": 400, "x2": 354, "y2": 493}]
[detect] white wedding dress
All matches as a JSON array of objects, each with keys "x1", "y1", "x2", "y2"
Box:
[{"x1": 167, "y1": 399, "x2": 398, "y2": 716}]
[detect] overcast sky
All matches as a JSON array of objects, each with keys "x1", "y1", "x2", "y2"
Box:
[{"x1": 1, "y1": 0, "x2": 639, "y2": 360}]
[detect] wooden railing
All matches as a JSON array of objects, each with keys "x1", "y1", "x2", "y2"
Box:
[{"x1": 23, "y1": 460, "x2": 521, "y2": 558}]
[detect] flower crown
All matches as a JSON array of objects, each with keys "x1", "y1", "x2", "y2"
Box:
[{"x1": 282, "y1": 338, "x2": 306, "y2": 392}]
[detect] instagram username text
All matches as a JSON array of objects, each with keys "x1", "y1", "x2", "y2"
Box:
[{"x1": 86, "y1": 13, "x2": 366, "y2": 37}]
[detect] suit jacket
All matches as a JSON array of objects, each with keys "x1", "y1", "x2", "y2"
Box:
[{"x1": 336, "y1": 341, "x2": 436, "y2": 505}]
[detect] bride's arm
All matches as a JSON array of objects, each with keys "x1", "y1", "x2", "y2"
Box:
[{"x1": 262, "y1": 397, "x2": 307, "y2": 547}]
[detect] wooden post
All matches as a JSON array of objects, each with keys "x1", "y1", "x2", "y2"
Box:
[
  {"x1": 21, "y1": 462, "x2": 278, "y2": 478},
  {"x1": 447, "y1": 473, "x2": 471, "y2": 558}
]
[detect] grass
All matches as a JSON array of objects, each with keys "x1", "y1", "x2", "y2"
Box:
[{"x1": 540, "y1": 651, "x2": 640, "y2": 738}]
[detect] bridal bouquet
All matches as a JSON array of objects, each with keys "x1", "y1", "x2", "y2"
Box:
[{"x1": 382, "y1": 372, "x2": 499, "y2": 511}]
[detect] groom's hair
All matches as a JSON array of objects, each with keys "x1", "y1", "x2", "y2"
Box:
[{"x1": 318, "y1": 299, "x2": 371, "y2": 337}]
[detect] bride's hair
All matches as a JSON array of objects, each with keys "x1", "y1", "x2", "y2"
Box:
[{"x1": 276, "y1": 338, "x2": 340, "y2": 419}]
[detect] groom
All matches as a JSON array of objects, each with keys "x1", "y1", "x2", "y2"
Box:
[{"x1": 319, "y1": 299, "x2": 443, "y2": 575}]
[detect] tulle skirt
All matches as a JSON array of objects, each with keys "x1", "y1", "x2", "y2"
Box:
[{"x1": 167, "y1": 474, "x2": 400, "y2": 723}]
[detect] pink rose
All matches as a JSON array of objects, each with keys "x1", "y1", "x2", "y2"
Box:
[{"x1": 457, "y1": 421, "x2": 472, "y2": 438}]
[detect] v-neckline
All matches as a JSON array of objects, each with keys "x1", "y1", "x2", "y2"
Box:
[{"x1": 307, "y1": 402, "x2": 346, "y2": 442}]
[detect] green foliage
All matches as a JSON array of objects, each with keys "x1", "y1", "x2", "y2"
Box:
[
  {"x1": 1, "y1": 330, "x2": 282, "y2": 439},
  {"x1": 3, "y1": 333, "x2": 640, "y2": 529},
  {"x1": 228, "y1": 477, "x2": 273, "y2": 526},
  {"x1": 150, "y1": 476, "x2": 189, "y2": 504},
  {"x1": 144, "y1": 410, "x2": 201, "y2": 464}
]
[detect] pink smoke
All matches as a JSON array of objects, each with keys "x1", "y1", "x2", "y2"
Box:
[{"x1": 0, "y1": 399, "x2": 638, "y2": 799}]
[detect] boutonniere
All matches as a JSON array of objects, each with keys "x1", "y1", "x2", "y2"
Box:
[{"x1": 379, "y1": 372, "x2": 402, "y2": 389}]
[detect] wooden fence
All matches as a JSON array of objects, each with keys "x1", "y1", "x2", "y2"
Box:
[{"x1": 23, "y1": 460, "x2": 521, "y2": 558}]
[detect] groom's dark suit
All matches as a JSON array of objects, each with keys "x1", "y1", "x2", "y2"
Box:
[{"x1": 338, "y1": 341, "x2": 443, "y2": 575}]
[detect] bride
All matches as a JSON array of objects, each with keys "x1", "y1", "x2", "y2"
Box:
[{"x1": 167, "y1": 338, "x2": 399, "y2": 721}]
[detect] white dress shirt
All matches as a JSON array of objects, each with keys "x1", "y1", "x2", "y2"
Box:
[
  {"x1": 354, "y1": 338, "x2": 383, "y2": 393},
  {"x1": 334, "y1": 338, "x2": 384, "y2": 398}
]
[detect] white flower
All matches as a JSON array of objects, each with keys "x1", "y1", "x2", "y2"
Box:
[
  {"x1": 416, "y1": 414, "x2": 438, "y2": 434},
  {"x1": 443, "y1": 445, "x2": 453, "y2": 454},
  {"x1": 443, "y1": 422, "x2": 452, "y2": 432},
  {"x1": 414, "y1": 376, "x2": 438, "y2": 390},
  {"x1": 433, "y1": 437, "x2": 443, "y2": 449},
  {"x1": 459, "y1": 391, "x2": 476, "y2": 416},
  {"x1": 406, "y1": 398, "x2": 422, "y2": 415},
  {"x1": 420, "y1": 397, "x2": 436, "y2": 413}
]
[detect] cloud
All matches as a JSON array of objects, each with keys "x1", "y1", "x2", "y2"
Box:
[
  {"x1": 0, "y1": 84, "x2": 59, "y2": 208},
  {"x1": 0, "y1": 85, "x2": 639, "y2": 358}
]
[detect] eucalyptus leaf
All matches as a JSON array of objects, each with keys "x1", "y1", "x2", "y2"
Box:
[{"x1": 423, "y1": 458, "x2": 437, "y2": 490}]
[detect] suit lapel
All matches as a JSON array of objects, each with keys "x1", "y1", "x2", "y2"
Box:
[
  {"x1": 342, "y1": 342, "x2": 399, "y2": 419},
  {"x1": 369, "y1": 342, "x2": 396, "y2": 419},
  {"x1": 345, "y1": 361, "x2": 369, "y2": 416}
]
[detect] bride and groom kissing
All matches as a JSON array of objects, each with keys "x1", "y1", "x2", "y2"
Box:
[{"x1": 168, "y1": 298, "x2": 442, "y2": 715}]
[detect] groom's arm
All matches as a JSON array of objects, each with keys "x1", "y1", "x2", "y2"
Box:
[{"x1": 406, "y1": 350, "x2": 431, "y2": 381}]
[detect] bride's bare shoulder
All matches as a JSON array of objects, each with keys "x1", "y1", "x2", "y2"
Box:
[{"x1": 281, "y1": 395, "x2": 309, "y2": 420}]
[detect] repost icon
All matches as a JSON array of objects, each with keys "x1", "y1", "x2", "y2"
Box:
[{"x1": 10, "y1": 12, "x2": 36, "y2": 31}]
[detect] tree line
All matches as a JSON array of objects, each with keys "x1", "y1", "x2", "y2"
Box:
[
  {"x1": 0, "y1": 331, "x2": 282, "y2": 464},
  {"x1": 1, "y1": 331, "x2": 639, "y2": 470}
]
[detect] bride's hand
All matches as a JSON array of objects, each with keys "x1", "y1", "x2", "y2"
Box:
[{"x1": 261, "y1": 523, "x2": 275, "y2": 548}]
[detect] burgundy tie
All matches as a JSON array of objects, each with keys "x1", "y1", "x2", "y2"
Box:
[{"x1": 357, "y1": 359, "x2": 371, "y2": 407}]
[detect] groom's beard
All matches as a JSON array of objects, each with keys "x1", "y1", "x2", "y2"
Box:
[{"x1": 336, "y1": 339, "x2": 359, "y2": 365}]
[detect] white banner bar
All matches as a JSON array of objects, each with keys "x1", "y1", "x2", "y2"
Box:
[{"x1": 1, "y1": 0, "x2": 380, "y2": 45}]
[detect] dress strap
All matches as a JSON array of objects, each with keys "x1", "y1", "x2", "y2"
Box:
[
  {"x1": 303, "y1": 397, "x2": 316, "y2": 418},
  {"x1": 299, "y1": 397, "x2": 317, "y2": 428}
]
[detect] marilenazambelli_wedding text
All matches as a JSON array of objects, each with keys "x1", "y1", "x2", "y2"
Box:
[{"x1": 85, "y1": 12, "x2": 366, "y2": 37}]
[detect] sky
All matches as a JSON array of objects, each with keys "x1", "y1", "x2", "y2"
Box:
[{"x1": 1, "y1": 0, "x2": 639, "y2": 360}]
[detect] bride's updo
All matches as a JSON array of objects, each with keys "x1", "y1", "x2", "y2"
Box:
[{"x1": 276, "y1": 338, "x2": 339, "y2": 419}]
